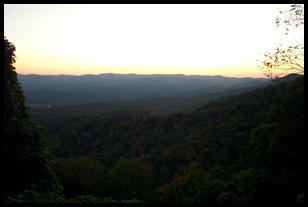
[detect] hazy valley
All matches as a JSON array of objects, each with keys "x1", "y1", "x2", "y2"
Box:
[{"x1": 18, "y1": 73, "x2": 271, "y2": 118}]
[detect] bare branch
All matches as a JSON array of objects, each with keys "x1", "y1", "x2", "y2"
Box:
[{"x1": 258, "y1": 4, "x2": 304, "y2": 80}]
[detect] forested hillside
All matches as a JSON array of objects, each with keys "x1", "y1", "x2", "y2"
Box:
[{"x1": 33, "y1": 76, "x2": 304, "y2": 203}]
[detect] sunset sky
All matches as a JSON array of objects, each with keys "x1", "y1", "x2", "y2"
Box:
[{"x1": 4, "y1": 4, "x2": 303, "y2": 77}]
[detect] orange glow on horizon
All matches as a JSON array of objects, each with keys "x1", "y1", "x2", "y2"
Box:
[{"x1": 15, "y1": 64, "x2": 266, "y2": 78}]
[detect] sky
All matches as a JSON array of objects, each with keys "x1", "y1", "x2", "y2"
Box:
[{"x1": 4, "y1": 4, "x2": 303, "y2": 77}]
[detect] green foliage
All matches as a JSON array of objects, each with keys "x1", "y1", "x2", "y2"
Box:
[
  {"x1": 158, "y1": 164, "x2": 241, "y2": 203},
  {"x1": 232, "y1": 168, "x2": 272, "y2": 202},
  {"x1": 66, "y1": 195, "x2": 142, "y2": 203},
  {"x1": 55, "y1": 157, "x2": 108, "y2": 198},
  {"x1": 5, "y1": 190, "x2": 65, "y2": 203},
  {"x1": 4, "y1": 37, "x2": 29, "y2": 124},
  {"x1": 27, "y1": 75, "x2": 304, "y2": 203},
  {"x1": 249, "y1": 123, "x2": 282, "y2": 168},
  {"x1": 4, "y1": 37, "x2": 63, "y2": 198},
  {"x1": 108, "y1": 157, "x2": 157, "y2": 201},
  {"x1": 296, "y1": 193, "x2": 304, "y2": 203},
  {"x1": 5, "y1": 191, "x2": 143, "y2": 203},
  {"x1": 66, "y1": 195, "x2": 108, "y2": 203}
]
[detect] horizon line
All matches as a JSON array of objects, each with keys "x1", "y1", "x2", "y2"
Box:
[{"x1": 17, "y1": 72, "x2": 268, "y2": 79}]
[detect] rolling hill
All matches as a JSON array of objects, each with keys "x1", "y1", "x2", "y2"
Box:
[
  {"x1": 32, "y1": 75, "x2": 304, "y2": 203},
  {"x1": 18, "y1": 73, "x2": 270, "y2": 106}
]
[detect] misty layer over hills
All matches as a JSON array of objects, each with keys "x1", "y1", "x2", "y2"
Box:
[{"x1": 18, "y1": 73, "x2": 270, "y2": 107}]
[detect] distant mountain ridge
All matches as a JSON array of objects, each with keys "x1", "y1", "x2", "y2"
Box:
[
  {"x1": 18, "y1": 73, "x2": 271, "y2": 106},
  {"x1": 274, "y1": 73, "x2": 304, "y2": 83}
]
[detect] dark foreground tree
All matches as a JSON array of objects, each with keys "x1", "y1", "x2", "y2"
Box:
[{"x1": 4, "y1": 37, "x2": 63, "y2": 198}]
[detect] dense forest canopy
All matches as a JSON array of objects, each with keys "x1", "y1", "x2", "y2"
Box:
[{"x1": 34, "y1": 75, "x2": 304, "y2": 203}]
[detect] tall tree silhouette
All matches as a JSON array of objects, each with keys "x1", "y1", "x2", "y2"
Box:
[{"x1": 4, "y1": 37, "x2": 62, "y2": 197}]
